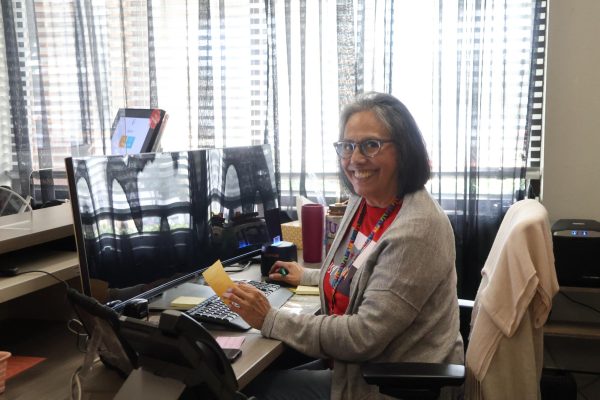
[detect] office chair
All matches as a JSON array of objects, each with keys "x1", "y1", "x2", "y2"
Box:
[{"x1": 362, "y1": 199, "x2": 559, "y2": 399}]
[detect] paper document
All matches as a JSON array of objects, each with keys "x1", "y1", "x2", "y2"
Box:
[{"x1": 202, "y1": 260, "x2": 235, "y2": 302}]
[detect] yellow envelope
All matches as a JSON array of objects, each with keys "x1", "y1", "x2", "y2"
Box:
[{"x1": 202, "y1": 260, "x2": 235, "y2": 302}]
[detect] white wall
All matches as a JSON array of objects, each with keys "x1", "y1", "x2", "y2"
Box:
[
  {"x1": 542, "y1": 0, "x2": 600, "y2": 223},
  {"x1": 544, "y1": 3, "x2": 600, "y2": 398}
]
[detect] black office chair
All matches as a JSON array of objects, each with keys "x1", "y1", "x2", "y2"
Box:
[
  {"x1": 360, "y1": 300, "x2": 471, "y2": 400},
  {"x1": 362, "y1": 199, "x2": 559, "y2": 399}
]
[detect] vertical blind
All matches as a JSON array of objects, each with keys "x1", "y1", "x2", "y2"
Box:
[
  {"x1": 0, "y1": 0, "x2": 545, "y2": 296},
  {"x1": 1, "y1": 0, "x2": 545, "y2": 203}
]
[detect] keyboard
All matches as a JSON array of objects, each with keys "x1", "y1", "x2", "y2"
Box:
[{"x1": 185, "y1": 280, "x2": 293, "y2": 331}]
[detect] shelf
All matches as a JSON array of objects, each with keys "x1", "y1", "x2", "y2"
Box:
[
  {"x1": 545, "y1": 321, "x2": 600, "y2": 340},
  {"x1": 0, "y1": 251, "x2": 79, "y2": 303},
  {"x1": 560, "y1": 286, "x2": 600, "y2": 294},
  {"x1": 0, "y1": 204, "x2": 73, "y2": 255}
]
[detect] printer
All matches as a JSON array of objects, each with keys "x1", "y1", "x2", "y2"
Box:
[{"x1": 552, "y1": 219, "x2": 600, "y2": 287}]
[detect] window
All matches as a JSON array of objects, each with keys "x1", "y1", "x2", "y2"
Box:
[{"x1": 0, "y1": 0, "x2": 545, "y2": 210}]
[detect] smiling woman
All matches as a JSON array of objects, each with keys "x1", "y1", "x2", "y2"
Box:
[{"x1": 228, "y1": 93, "x2": 463, "y2": 400}]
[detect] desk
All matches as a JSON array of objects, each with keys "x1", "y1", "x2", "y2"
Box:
[
  {"x1": 0, "y1": 315, "x2": 291, "y2": 400},
  {"x1": 0, "y1": 264, "x2": 321, "y2": 399},
  {"x1": 0, "y1": 203, "x2": 321, "y2": 398},
  {"x1": 162, "y1": 264, "x2": 319, "y2": 388}
]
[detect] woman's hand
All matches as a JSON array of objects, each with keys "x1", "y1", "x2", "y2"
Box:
[
  {"x1": 223, "y1": 283, "x2": 271, "y2": 330},
  {"x1": 268, "y1": 260, "x2": 304, "y2": 287}
]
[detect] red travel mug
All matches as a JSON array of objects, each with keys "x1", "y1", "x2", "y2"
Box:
[{"x1": 301, "y1": 204, "x2": 324, "y2": 263}]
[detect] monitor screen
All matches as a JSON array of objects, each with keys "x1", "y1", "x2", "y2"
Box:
[
  {"x1": 110, "y1": 108, "x2": 167, "y2": 155},
  {"x1": 65, "y1": 145, "x2": 279, "y2": 306}
]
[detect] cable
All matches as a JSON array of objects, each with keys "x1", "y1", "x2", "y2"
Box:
[
  {"x1": 67, "y1": 319, "x2": 89, "y2": 353},
  {"x1": 559, "y1": 291, "x2": 600, "y2": 317},
  {"x1": 15, "y1": 269, "x2": 89, "y2": 399},
  {"x1": 14, "y1": 269, "x2": 70, "y2": 290},
  {"x1": 16, "y1": 271, "x2": 91, "y2": 354},
  {"x1": 70, "y1": 365, "x2": 82, "y2": 400},
  {"x1": 67, "y1": 318, "x2": 84, "y2": 336},
  {"x1": 224, "y1": 260, "x2": 253, "y2": 273},
  {"x1": 70, "y1": 355, "x2": 105, "y2": 400}
]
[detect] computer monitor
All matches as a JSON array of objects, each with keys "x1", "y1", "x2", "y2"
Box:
[
  {"x1": 110, "y1": 108, "x2": 168, "y2": 155},
  {"x1": 65, "y1": 145, "x2": 279, "y2": 308}
]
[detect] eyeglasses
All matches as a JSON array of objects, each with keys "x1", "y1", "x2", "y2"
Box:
[{"x1": 333, "y1": 139, "x2": 394, "y2": 158}]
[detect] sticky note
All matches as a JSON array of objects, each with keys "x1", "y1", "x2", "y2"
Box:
[
  {"x1": 294, "y1": 285, "x2": 320, "y2": 295},
  {"x1": 170, "y1": 296, "x2": 205, "y2": 310},
  {"x1": 215, "y1": 336, "x2": 245, "y2": 350},
  {"x1": 202, "y1": 260, "x2": 235, "y2": 302}
]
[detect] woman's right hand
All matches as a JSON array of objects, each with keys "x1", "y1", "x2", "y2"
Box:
[{"x1": 268, "y1": 260, "x2": 303, "y2": 287}]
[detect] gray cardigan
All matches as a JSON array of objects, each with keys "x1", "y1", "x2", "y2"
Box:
[{"x1": 261, "y1": 188, "x2": 464, "y2": 399}]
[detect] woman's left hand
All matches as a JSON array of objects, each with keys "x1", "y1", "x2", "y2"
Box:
[{"x1": 223, "y1": 282, "x2": 271, "y2": 330}]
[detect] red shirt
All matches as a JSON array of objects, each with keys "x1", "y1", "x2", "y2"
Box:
[{"x1": 323, "y1": 199, "x2": 401, "y2": 315}]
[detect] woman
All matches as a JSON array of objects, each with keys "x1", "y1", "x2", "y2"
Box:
[{"x1": 224, "y1": 92, "x2": 463, "y2": 399}]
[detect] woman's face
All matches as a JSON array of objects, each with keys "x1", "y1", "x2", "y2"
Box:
[{"x1": 342, "y1": 110, "x2": 399, "y2": 207}]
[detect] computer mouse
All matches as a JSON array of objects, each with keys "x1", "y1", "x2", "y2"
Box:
[{"x1": 265, "y1": 277, "x2": 295, "y2": 288}]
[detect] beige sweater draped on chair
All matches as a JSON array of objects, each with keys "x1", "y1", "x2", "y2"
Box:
[{"x1": 465, "y1": 199, "x2": 560, "y2": 399}]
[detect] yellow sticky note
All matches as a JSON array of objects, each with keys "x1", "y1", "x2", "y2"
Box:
[
  {"x1": 294, "y1": 285, "x2": 320, "y2": 295},
  {"x1": 202, "y1": 260, "x2": 235, "y2": 301},
  {"x1": 170, "y1": 296, "x2": 205, "y2": 310}
]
